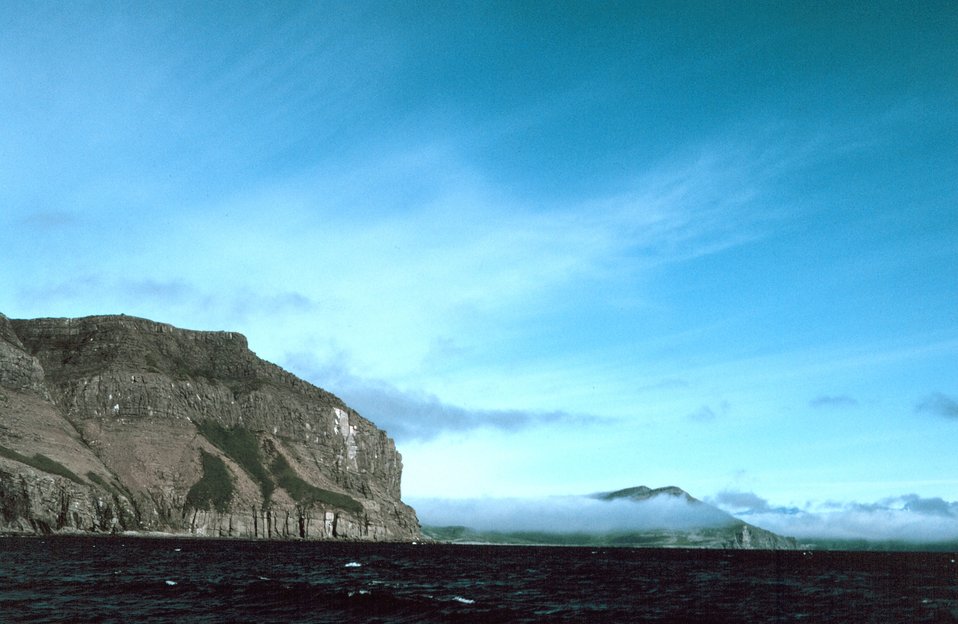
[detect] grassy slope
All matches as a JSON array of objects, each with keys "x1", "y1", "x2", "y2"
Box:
[
  {"x1": 195, "y1": 421, "x2": 362, "y2": 513},
  {"x1": 0, "y1": 445, "x2": 84, "y2": 484}
]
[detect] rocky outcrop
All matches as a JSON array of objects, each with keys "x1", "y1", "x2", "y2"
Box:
[
  {"x1": 0, "y1": 313, "x2": 420, "y2": 541},
  {"x1": 595, "y1": 485, "x2": 701, "y2": 504}
]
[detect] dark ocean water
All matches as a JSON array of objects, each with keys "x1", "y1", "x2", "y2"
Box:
[{"x1": 1, "y1": 537, "x2": 956, "y2": 623}]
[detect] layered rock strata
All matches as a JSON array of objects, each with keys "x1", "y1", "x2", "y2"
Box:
[{"x1": 0, "y1": 313, "x2": 420, "y2": 541}]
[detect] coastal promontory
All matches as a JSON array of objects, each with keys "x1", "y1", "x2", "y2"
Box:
[{"x1": 0, "y1": 313, "x2": 420, "y2": 541}]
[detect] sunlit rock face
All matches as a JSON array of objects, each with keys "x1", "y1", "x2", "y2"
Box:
[{"x1": 0, "y1": 313, "x2": 420, "y2": 541}]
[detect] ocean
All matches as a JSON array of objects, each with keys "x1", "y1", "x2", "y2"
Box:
[{"x1": 0, "y1": 536, "x2": 955, "y2": 623}]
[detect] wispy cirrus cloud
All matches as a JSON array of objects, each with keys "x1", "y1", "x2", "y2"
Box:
[
  {"x1": 6, "y1": 136, "x2": 793, "y2": 392},
  {"x1": 15, "y1": 277, "x2": 317, "y2": 326},
  {"x1": 687, "y1": 401, "x2": 730, "y2": 423},
  {"x1": 809, "y1": 394, "x2": 858, "y2": 408},
  {"x1": 688, "y1": 405, "x2": 718, "y2": 423},
  {"x1": 19, "y1": 211, "x2": 82, "y2": 229},
  {"x1": 121, "y1": 279, "x2": 196, "y2": 302}
]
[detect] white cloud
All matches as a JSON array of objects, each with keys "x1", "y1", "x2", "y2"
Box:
[
  {"x1": 712, "y1": 490, "x2": 958, "y2": 543},
  {"x1": 711, "y1": 490, "x2": 774, "y2": 513},
  {"x1": 409, "y1": 494, "x2": 734, "y2": 533}
]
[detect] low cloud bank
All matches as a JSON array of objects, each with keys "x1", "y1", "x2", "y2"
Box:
[
  {"x1": 410, "y1": 491, "x2": 958, "y2": 544},
  {"x1": 408, "y1": 495, "x2": 733, "y2": 533},
  {"x1": 711, "y1": 490, "x2": 958, "y2": 543}
]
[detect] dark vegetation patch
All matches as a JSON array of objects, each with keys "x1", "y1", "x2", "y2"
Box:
[
  {"x1": 174, "y1": 364, "x2": 266, "y2": 397},
  {"x1": 270, "y1": 454, "x2": 363, "y2": 513},
  {"x1": 185, "y1": 449, "x2": 234, "y2": 513},
  {"x1": 138, "y1": 343, "x2": 265, "y2": 396},
  {"x1": 157, "y1": 348, "x2": 266, "y2": 396},
  {"x1": 0, "y1": 445, "x2": 84, "y2": 484},
  {"x1": 196, "y1": 421, "x2": 362, "y2": 513},
  {"x1": 196, "y1": 421, "x2": 273, "y2": 500},
  {"x1": 86, "y1": 471, "x2": 110, "y2": 489},
  {"x1": 143, "y1": 353, "x2": 161, "y2": 373},
  {"x1": 223, "y1": 376, "x2": 266, "y2": 398},
  {"x1": 86, "y1": 472, "x2": 126, "y2": 498}
]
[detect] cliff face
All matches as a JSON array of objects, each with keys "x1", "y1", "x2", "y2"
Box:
[{"x1": 0, "y1": 313, "x2": 420, "y2": 541}]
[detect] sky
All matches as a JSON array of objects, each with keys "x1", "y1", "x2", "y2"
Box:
[{"x1": 1, "y1": 1, "x2": 956, "y2": 541}]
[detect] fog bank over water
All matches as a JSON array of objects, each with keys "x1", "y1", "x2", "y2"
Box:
[
  {"x1": 413, "y1": 490, "x2": 958, "y2": 544},
  {"x1": 711, "y1": 491, "x2": 958, "y2": 543},
  {"x1": 409, "y1": 495, "x2": 734, "y2": 533}
]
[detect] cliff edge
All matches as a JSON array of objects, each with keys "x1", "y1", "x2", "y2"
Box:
[{"x1": 0, "y1": 313, "x2": 420, "y2": 541}]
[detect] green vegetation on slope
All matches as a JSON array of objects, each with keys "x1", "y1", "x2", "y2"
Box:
[
  {"x1": 196, "y1": 421, "x2": 362, "y2": 513},
  {"x1": 86, "y1": 472, "x2": 121, "y2": 496},
  {"x1": 196, "y1": 421, "x2": 274, "y2": 500},
  {"x1": 270, "y1": 454, "x2": 363, "y2": 513},
  {"x1": 185, "y1": 449, "x2": 234, "y2": 513},
  {"x1": 0, "y1": 445, "x2": 84, "y2": 484}
]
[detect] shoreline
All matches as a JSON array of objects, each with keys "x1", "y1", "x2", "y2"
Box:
[
  {"x1": 0, "y1": 529, "x2": 428, "y2": 545},
  {"x1": 5, "y1": 531, "x2": 954, "y2": 553}
]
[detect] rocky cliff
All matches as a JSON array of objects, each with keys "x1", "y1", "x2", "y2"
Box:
[{"x1": 0, "y1": 313, "x2": 420, "y2": 541}]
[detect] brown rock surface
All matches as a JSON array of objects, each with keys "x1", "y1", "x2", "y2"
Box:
[{"x1": 0, "y1": 313, "x2": 420, "y2": 541}]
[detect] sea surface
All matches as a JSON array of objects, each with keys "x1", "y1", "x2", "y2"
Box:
[{"x1": 1, "y1": 536, "x2": 956, "y2": 623}]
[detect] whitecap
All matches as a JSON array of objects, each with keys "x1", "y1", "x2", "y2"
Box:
[
  {"x1": 344, "y1": 561, "x2": 362, "y2": 568},
  {"x1": 451, "y1": 596, "x2": 475, "y2": 604},
  {"x1": 165, "y1": 580, "x2": 177, "y2": 586}
]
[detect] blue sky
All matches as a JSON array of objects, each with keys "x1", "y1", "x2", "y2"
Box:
[{"x1": 2, "y1": 2, "x2": 956, "y2": 540}]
